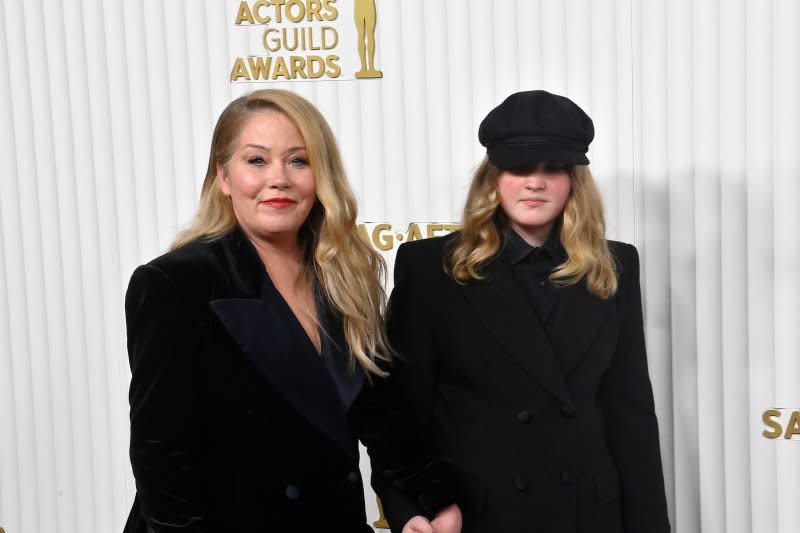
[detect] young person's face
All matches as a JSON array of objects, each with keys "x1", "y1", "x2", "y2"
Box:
[
  {"x1": 497, "y1": 163, "x2": 572, "y2": 246},
  {"x1": 218, "y1": 110, "x2": 317, "y2": 245}
]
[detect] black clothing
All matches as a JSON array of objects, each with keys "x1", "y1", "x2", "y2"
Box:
[
  {"x1": 507, "y1": 228, "x2": 564, "y2": 328},
  {"x1": 378, "y1": 233, "x2": 670, "y2": 533},
  {"x1": 478, "y1": 90, "x2": 595, "y2": 166},
  {"x1": 123, "y1": 228, "x2": 454, "y2": 533}
]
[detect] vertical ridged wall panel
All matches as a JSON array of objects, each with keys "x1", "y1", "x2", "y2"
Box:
[
  {"x1": 718, "y1": 2, "x2": 751, "y2": 533},
  {"x1": 746, "y1": 2, "x2": 777, "y2": 533},
  {"x1": 1, "y1": 2, "x2": 799, "y2": 532},
  {"x1": 772, "y1": 3, "x2": 800, "y2": 531}
]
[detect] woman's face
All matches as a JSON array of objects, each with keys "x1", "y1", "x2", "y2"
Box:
[
  {"x1": 218, "y1": 110, "x2": 316, "y2": 246},
  {"x1": 497, "y1": 163, "x2": 572, "y2": 246}
]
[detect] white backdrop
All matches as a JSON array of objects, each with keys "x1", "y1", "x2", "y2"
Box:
[{"x1": 1, "y1": 1, "x2": 799, "y2": 532}]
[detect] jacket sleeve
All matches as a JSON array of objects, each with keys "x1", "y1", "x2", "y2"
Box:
[
  {"x1": 366, "y1": 242, "x2": 459, "y2": 532},
  {"x1": 600, "y1": 244, "x2": 670, "y2": 532},
  {"x1": 126, "y1": 264, "x2": 207, "y2": 532}
]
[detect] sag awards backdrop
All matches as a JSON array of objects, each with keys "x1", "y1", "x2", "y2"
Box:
[{"x1": 1, "y1": 0, "x2": 799, "y2": 532}]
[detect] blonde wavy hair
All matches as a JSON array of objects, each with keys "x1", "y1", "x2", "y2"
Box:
[
  {"x1": 445, "y1": 157, "x2": 618, "y2": 299},
  {"x1": 173, "y1": 89, "x2": 391, "y2": 376}
]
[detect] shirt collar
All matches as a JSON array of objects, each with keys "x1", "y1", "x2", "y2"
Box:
[{"x1": 506, "y1": 226, "x2": 565, "y2": 265}]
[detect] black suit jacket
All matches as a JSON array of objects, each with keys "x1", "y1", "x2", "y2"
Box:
[
  {"x1": 380, "y1": 233, "x2": 670, "y2": 533},
  {"x1": 123, "y1": 228, "x2": 452, "y2": 533}
]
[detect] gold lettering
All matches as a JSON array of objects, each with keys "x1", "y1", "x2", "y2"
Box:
[
  {"x1": 406, "y1": 223, "x2": 423, "y2": 242},
  {"x1": 260, "y1": 26, "x2": 336, "y2": 54},
  {"x1": 322, "y1": 0, "x2": 338, "y2": 20},
  {"x1": 372, "y1": 224, "x2": 393, "y2": 251},
  {"x1": 322, "y1": 26, "x2": 339, "y2": 49},
  {"x1": 784, "y1": 411, "x2": 800, "y2": 439},
  {"x1": 762, "y1": 409, "x2": 783, "y2": 439},
  {"x1": 230, "y1": 57, "x2": 251, "y2": 81},
  {"x1": 252, "y1": 0, "x2": 272, "y2": 23},
  {"x1": 235, "y1": 1, "x2": 255, "y2": 24},
  {"x1": 248, "y1": 56, "x2": 272, "y2": 80},
  {"x1": 271, "y1": 0, "x2": 286, "y2": 22},
  {"x1": 285, "y1": 0, "x2": 306, "y2": 23},
  {"x1": 426, "y1": 224, "x2": 444, "y2": 238},
  {"x1": 308, "y1": 27, "x2": 321, "y2": 50},
  {"x1": 306, "y1": 0, "x2": 323, "y2": 21},
  {"x1": 282, "y1": 27, "x2": 299, "y2": 51},
  {"x1": 443, "y1": 223, "x2": 461, "y2": 233},
  {"x1": 307, "y1": 55, "x2": 326, "y2": 78},
  {"x1": 325, "y1": 54, "x2": 341, "y2": 78},
  {"x1": 290, "y1": 56, "x2": 307, "y2": 79},
  {"x1": 357, "y1": 224, "x2": 370, "y2": 244},
  {"x1": 263, "y1": 27, "x2": 281, "y2": 52},
  {"x1": 272, "y1": 56, "x2": 291, "y2": 79}
]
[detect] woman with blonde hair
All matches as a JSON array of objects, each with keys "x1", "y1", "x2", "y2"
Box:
[
  {"x1": 123, "y1": 89, "x2": 460, "y2": 533},
  {"x1": 379, "y1": 90, "x2": 669, "y2": 532}
]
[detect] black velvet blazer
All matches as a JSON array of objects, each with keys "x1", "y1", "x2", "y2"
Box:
[
  {"x1": 379, "y1": 233, "x2": 670, "y2": 533},
  {"x1": 123, "y1": 228, "x2": 452, "y2": 533}
]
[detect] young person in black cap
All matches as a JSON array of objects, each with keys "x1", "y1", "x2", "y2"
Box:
[{"x1": 377, "y1": 90, "x2": 670, "y2": 532}]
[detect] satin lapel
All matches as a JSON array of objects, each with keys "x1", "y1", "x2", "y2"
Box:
[
  {"x1": 210, "y1": 281, "x2": 357, "y2": 461},
  {"x1": 319, "y1": 304, "x2": 365, "y2": 412},
  {"x1": 549, "y1": 281, "x2": 615, "y2": 375},
  {"x1": 462, "y1": 259, "x2": 572, "y2": 405}
]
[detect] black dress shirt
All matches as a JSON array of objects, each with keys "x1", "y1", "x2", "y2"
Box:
[{"x1": 506, "y1": 228, "x2": 566, "y2": 329}]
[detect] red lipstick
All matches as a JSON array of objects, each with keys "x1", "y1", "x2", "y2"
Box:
[{"x1": 262, "y1": 198, "x2": 296, "y2": 208}]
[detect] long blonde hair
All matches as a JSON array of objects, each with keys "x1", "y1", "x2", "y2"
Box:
[
  {"x1": 445, "y1": 157, "x2": 618, "y2": 299},
  {"x1": 173, "y1": 89, "x2": 391, "y2": 376}
]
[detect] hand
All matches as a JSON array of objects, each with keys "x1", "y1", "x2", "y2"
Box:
[
  {"x1": 430, "y1": 504, "x2": 462, "y2": 533},
  {"x1": 402, "y1": 515, "x2": 433, "y2": 533}
]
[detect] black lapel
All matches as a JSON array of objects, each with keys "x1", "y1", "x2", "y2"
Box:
[
  {"x1": 462, "y1": 254, "x2": 572, "y2": 405},
  {"x1": 548, "y1": 280, "x2": 615, "y2": 375},
  {"x1": 209, "y1": 230, "x2": 357, "y2": 460},
  {"x1": 318, "y1": 298, "x2": 365, "y2": 412}
]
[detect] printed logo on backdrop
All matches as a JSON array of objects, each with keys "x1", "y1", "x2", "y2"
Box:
[
  {"x1": 230, "y1": 0, "x2": 384, "y2": 82},
  {"x1": 359, "y1": 223, "x2": 461, "y2": 251},
  {"x1": 762, "y1": 408, "x2": 800, "y2": 440}
]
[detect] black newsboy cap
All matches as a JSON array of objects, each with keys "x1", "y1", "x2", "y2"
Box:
[{"x1": 478, "y1": 90, "x2": 594, "y2": 167}]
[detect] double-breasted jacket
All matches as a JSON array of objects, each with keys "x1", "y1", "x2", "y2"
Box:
[
  {"x1": 378, "y1": 233, "x2": 670, "y2": 533},
  {"x1": 123, "y1": 228, "x2": 453, "y2": 532}
]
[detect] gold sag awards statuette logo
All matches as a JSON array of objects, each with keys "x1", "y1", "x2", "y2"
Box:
[
  {"x1": 762, "y1": 408, "x2": 800, "y2": 440},
  {"x1": 353, "y1": 0, "x2": 381, "y2": 78},
  {"x1": 230, "y1": 0, "x2": 383, "y2": 82}
]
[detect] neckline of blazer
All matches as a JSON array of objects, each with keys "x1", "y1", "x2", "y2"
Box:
[
  {"x1": 458, "y1": 243, "x2": 615, "y2": 404},
  {"x1": 206, "y1": 228, "x2": 365, "y2": 460}
]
